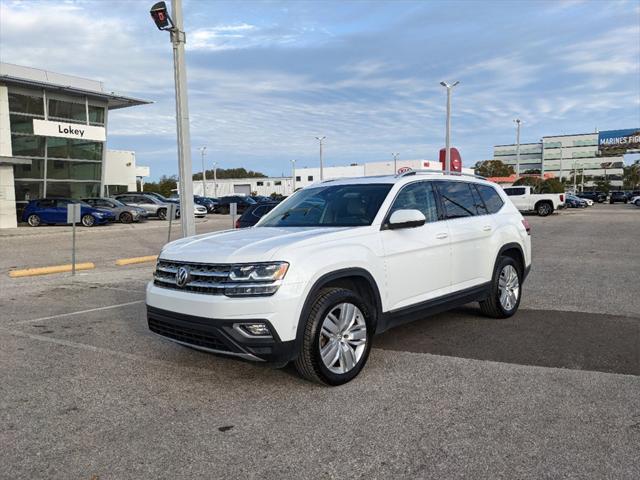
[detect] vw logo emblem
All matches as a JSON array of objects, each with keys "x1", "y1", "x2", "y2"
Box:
[{"x1": 175, "y1": 266, "x2": 190, "y2": 287}]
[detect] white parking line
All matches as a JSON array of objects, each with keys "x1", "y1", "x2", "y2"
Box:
[{"x1": 14, "y1": 300, "x2": 144, "y2": 325}]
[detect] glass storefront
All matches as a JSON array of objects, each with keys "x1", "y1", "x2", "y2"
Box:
[{"x1": 8, "y1": 91, "x2": 106, "y2": 217}]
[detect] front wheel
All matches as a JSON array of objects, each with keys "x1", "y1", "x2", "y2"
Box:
[
  {"x1": 635, "y1": 199, "x2": 640, "y2": 207},
  {"x1": 119, "y1": 211, "x2": 133, "y2": 223},
  {"x1": 479, "y1": 256, "x2": 522, "y2": 318},
  {"x1": 294, "y1": 288, "x2": 373, "y2": 386},
  {"x1": 157, "y1": 208, "x2": 167, "y2": 220},
  {"x1": 81, "y1": 214, "x2": 95, "y2": 227},
  {"x1": 27, "y1": 214, "x2": 41, "y2": 227}
]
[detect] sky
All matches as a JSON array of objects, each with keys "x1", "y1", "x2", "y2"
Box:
[{"x1": 1, "y1": 0, "x2": 639, "y2": 180}]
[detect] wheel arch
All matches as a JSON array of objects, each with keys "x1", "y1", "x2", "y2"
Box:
[
  {"x1": 292, "y1": 268, "x2": 383, "y2": 360},
  {"x1": 534, "y1": 199, "x2": 553, "y2": 212},
  {"x1": 496, "y1": 242, "x2": 526, "y2": 278}
]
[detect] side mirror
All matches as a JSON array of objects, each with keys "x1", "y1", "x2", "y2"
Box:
[{"x1": 387, "y1": 209, "x2": 426, "y2": 230}]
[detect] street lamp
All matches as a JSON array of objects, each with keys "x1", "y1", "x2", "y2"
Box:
[
  {"x1": 440, "y1": 81, "x2": 459, "y2": 175},
  {"x1": 291, "y1": 159, "x2": 297, "y2": 192},
  {"x1": 199, "y1": 146, "x2": 207, "y2": 197},
  {"x1": 392, "y1": 152, "x2": 399, "y2": 174},
  {"x1": 315, "y1": 136, "x2": 326, "y2": 181},
  {"x1": 149, "y1": 0, "x2": 195, "y2": 237},
  {"x1": 514, "y1": 119, "x2": 521, "y2": 178}
]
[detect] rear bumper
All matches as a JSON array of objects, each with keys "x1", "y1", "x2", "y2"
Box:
[{"x1": 147, "y1": 305, "x2": 295, "y2": 364}]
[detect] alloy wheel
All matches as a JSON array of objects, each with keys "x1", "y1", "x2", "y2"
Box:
[
  {"x1": 318, "y1": 302, "x2": 367, "y2": 374},
  {"x1": 498, "y1": 265, "x2": 520, "y2": 311},
  {"x1": 27, "y1": 214, "x2": 40, "y2": 227}
]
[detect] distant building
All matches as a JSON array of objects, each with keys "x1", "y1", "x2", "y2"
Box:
[
  {"x1": 493, "y1": 129, "x2": 640, "y2": 188},
  {"x1": 0, "y1": 62, "x2": 150, "y2": 228}
]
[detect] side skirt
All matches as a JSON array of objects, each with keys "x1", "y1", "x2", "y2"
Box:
[{"x1": 376, "y1": 282, "x2": 492, "y2": 334}]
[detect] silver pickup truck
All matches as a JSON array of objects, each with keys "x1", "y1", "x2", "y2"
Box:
[{"x1": 502, "y1": 186, "x2": 565, "y2": 216}]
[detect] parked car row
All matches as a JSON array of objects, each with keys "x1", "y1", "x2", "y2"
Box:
[{"x1": 21, "y1": 192, "x2": 284, "y2": 227}]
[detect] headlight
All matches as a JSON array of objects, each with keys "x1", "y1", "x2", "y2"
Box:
[
  {"x1": 225, "y1": 262, "x2": 289, "y2": 297},
  {"x1": 94, "y1": 212, "x2": 104, "y2": 217}
]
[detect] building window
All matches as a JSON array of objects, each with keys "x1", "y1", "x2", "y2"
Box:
[
  {"x1": 46, "y1": 181, "x2": 100, "y2": 198},
  {"x1": 10, "y1": 135, "x2": 45, "y2": 157},
  {"x1": 47, "y1": 138, "x2": 103, "y2": 161},
  {"x1": 307, "y1": 175, "x2": 313, "y2": 181},
  {"x1": 295, "y1": 176, "x2": 301, "y2": 181},
  {"x1": 8, "y1": 92, "x2": 44, "y2": 116},
  {"x1": 14, "y1": 159, "x2": 44, "y2": 180},
  {"x1": 14, "y1": 180, "x2": 44, "y2": 201},
  {"x1": 543, "y1": 141, "x2": 562, "y2": 149},
  {"x1": 9, "y1": 114, "x2": 37, "y2": 133},
  {"x1": 275, "y1": 180, "x2": 282, "y2": 186},
  {"x1": 46, "y1": 160, "x2": 102, "y2": 181},
  {"x1": 256, "y1": 181, "x2": 264, "y2": 186},
  {"x1": 88, "y1": 105, "x2": 105, "y2": 125},
  {"x1": 48, "y1": 99, "x2": 86, "y2": 123}
]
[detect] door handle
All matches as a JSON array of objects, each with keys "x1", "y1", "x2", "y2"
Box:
[
  {"x1": 435, "y1": 232, "x2": 448, "y2": 239},
  {"x1": 482, "y1": 225, "x2": 492, "y2": 231}
]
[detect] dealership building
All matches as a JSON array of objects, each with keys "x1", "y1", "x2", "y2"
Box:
[
  {"x1": 493, "y1": 129, "x2": 640, "y2": 188},
  {"x1": 0, "y1": 63, "x2": 151, "y2": 228}
]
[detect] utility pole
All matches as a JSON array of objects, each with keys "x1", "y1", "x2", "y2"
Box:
[
  {"x1": 440, "y1": 81, "x2": 460, "y2": 175},
  {"x1": 514, "y1": 119, "x2": 521, "y2": 178},
  {"x1": 315, "y1": 136, "x2": 326, "y2": 181},
  {"x1": 199, "y1": 146, "x2": 207, "y2": 197},
  {"x1": 291, "y1": 159, "x2": 297, "y2": 192},
  {"x1": 392, "y1": 152, "x2": 399, "y2": 174},
  {"x1": 150, "y1": 0, "x2": 195, "y2": 236},
  {"x1": 212, "y1": 161, "x2": 218, "y2": 198}
]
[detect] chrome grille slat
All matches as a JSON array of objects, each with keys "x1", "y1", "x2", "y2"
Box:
[{"x1": 154, "y1": 260, "x2": 232, "y2": 295}]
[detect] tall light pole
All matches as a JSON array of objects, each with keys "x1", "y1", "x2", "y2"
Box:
[
  {"x1": 440, "y1": 81, "x2": 459, "y2": 175},
  {"x1": 212, "y1": 161, "x2": 218, "y2": 198},
  {"x1": 291, "y1": 159, "x2": 297, "y2": 192},
  {"x1": 315, "y1": 136, "x2": 326, "y2": 181},
  {"x1": 514, "y1": 119, "x2": 521, "y2": 178},
  {"x1": 392, "y1": 152, "x2": 399, "y2": 174},
  {"x1": 150, "y1": 0, "x2": 195, "y2": 236},
  {"x1": 199, "y1": 146, "x2": 207, "y2": 197}
]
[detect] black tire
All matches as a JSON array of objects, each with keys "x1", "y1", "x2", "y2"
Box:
[
  {"x1": 157, "y1": 208, "x2": 167, "y2": 220},
  {"x1": 119, "y1": 211, "x2": 133, "y2": 224},
  {"x1": 479, "y1": 255, "x2": 523, "y2": 319},
  {"x1": 536, "y1": 202, "x2": 552, "y2": 216},
  {"x1": 635, "y1": 199, "x2": 640, "y2": 207},
  {"x1": 294, "y1": 287, "x2": 374, "y2": 386},
  {"x1": 27, "y1": 214, "x2": 41, "y2": 227},
  {"x1": 81, "y1": 214, "x2": 95, "y2": 227}
]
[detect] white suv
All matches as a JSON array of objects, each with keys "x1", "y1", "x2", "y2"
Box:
[{"x1": 146, "y1": 171, "x2": 532, "y2": 385}]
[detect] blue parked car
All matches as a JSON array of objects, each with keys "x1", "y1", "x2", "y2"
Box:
[
  {"x1": 21, "y1": 198, "x2": 115, "y2": 227},
  {"x1": 565, "y1": 194, "x2": 588, "y2": 208}
]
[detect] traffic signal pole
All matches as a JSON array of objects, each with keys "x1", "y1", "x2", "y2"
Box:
[{"x1": 170, "y1": 0, "x2": 195, "y2": 237}]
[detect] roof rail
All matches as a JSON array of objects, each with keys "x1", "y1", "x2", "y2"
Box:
[{"x1": 396, "y1": 169, "x2": 485, "y2": 180}]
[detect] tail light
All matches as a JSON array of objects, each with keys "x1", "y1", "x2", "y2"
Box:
[
  {"x1": 560, "y1": 194, "x2": 564, "y2": 202},
  {"x1": 521, "y1": 218, "x2": 531, "y2": 235},
  {"x1": 235, "y1": 218, "x2": 241, "y2": 229}
]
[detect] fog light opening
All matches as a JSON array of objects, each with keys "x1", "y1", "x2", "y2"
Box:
[{"x1": 234, "y1": 323, "x2": 273, "y2": 338}]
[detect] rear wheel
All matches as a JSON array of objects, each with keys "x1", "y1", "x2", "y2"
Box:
[
  {"x1": 479, "y1": 255, "x2": 522, "y2": 318},
  {"x1": 536, "y1": 202, "x2": 552, "y2": 216},
  {"x1": 294, "y1": 288, "x2": 373, "y2": 386},
  {"x1": 119, "y1": 211, "x2": 133, "y2": 223},
  {"x1": 81, "y1": 214, "x2": 95, "y2": 227},
  {"x1": 157, "y1": 208, "x2": 167, "y2": 220},
  {"x1": 27, "y1": 214, "x2": 41, "y2": 227},
  {"x1": 635, "y1": 199, "x2": 640, "y2": 206}
]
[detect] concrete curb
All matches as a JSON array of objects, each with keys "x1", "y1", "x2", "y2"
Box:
[
  {"x1": 115, "y1": 255, "x2": 158, "y2": 266},
  {"x1": 9, "y1": 262, "x2": 96, "y2": 278}
]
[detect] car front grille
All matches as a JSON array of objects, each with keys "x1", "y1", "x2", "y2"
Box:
[
  {"x1": 154, "y1": 260, "x2": 231, "y2": 295},
  {"x1": 148, "y1": 317, "x2": 233, "y2": 352}
]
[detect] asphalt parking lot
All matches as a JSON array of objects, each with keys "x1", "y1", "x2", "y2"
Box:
[{"x1": 1, "y1": 204, "x2": 639, "y2": 479}]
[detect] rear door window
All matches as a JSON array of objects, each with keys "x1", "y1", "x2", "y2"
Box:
[
  {"x1": 504, "y1": 187, "x2": 525, "y2": 196},
  {"x1": 436, "y1": 181, "x2": 477, "y2": 219}
]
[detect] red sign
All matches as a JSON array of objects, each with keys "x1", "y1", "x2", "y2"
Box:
[{"x1": 439, "y1": 148, "x2": 462, "y2": 172}]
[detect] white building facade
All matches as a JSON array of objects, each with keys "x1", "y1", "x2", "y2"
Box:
[
  {"x1": 493, "y1": 130, "x2": 638, "y2": 188},
  {"x1": 0, "y1": 62, "x2": 150, "y2": 228}
]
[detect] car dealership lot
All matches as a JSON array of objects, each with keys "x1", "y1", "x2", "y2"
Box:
[{"x1": 1, "y1": 204, "x2": 639, "y2": 479}]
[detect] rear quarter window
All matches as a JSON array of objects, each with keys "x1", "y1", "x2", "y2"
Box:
[{"x1": 476, "y1": 184, "x2": 505, "y2": 214}]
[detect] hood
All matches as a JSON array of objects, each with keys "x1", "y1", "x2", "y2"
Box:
[{"x1": 160, "y1": 226, "x2": 353, "y2": 264}]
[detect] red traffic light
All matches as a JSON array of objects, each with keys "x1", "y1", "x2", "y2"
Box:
[{"x1": 150, "y1": 1, "x2": 172, "y2": 30}]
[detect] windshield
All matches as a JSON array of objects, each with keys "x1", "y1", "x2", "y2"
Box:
[{"x1": 258, "y1": 183, "x2": 392, "y2": 227}]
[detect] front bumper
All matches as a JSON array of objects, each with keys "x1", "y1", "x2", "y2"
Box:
[{"x1": 147, "y1": 305, "x2": 295, "y2": 363}]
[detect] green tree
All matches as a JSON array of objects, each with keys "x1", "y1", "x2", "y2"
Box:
[
  {"x1": 143, "y1": 175, "x2": 178, "y2": 198},
  {"x1": 474, "y1": 160, "x2": 515, "y2": 177},
  {"x1": 523, "y1": 169, "x2": 541, "y2": 174},
  {"x1": 622, "y1": 161, "x2": 640, "y2": 189},
  {"x1": 193, "y1": 167, "x2": 266, "y2": 181},
  {"x1": 593, "y1": 176, "x2": 612, "y2": 193},
  {"x1": 512, "y1": 176, "x2": 563, "y2": 193}
]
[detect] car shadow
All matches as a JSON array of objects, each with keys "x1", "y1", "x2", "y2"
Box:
[{"x1": 374, "y1": 305, "x2": 640, "y2": 375}]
